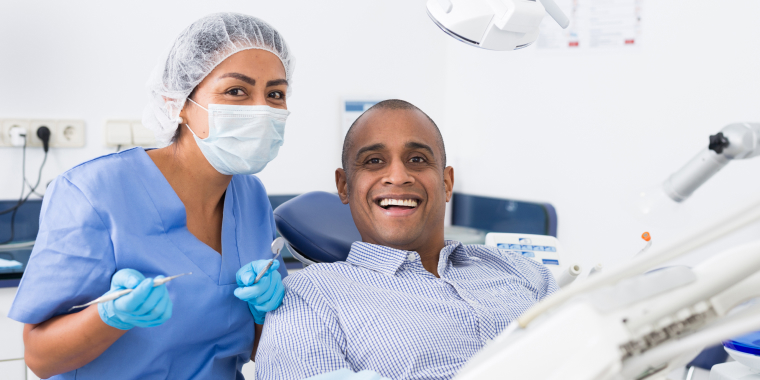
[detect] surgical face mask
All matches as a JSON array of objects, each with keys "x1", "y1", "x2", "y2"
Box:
[{"x1": 185, "y1": 99, "x2": 289, "y2": 175}]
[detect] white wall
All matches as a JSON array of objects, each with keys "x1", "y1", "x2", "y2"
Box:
[
  {"x1": 0, "y1": 0, "x2": 446, "y2": 198},
  {"x1": 2, "y1": 0, "x2": 759, "y2": 272},
  {"x1": 442, "y1": 0, "x2": 760, "y2": 270}
]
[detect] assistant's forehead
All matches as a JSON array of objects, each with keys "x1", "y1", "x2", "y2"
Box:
[
  {"x1": 351, "y1": 108, "x2": 440, "y2": 151},
  {"x1": 208, "y1": 49, "x2": 286, "y2": 80}
]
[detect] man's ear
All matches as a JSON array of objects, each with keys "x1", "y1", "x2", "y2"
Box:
[
  {"x1": 335, "y1": 168, "x2": 350, "y2": 204},
  {"x1": 444, "y1": 166, "x2": 454, "y2": 202}
]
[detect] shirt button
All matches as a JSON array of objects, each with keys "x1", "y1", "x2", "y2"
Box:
[{"x1": 407, "y1": 253, "x2": 416, "y2": 261}]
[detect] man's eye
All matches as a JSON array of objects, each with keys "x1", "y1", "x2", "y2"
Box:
[
  {"x1": 366, "y1": 158, "x2": 383, "y2": 164},
  {"x1": 269, "y1": 91, "x2": 285, "y2": 100},
  {"x1": 409, "y1": 156, "x2": 426, "y2": 163}
]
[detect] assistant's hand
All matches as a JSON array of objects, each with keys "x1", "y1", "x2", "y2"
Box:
[
  {"x1": 306, "y1": 369, "x2": 390, "y2": 380},
  {"x1": 234, "y1": 259, "x2": 284, "y2": 324},
  {"x1": 97, "y1": 268, "x2": 173, "y2": 330}
]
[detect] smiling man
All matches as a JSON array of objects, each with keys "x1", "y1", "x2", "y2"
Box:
[{"x1": 255, "y1": 100, "x2": 557, "y2": 380}]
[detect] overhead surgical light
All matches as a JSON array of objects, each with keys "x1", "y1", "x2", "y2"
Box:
[{"x1": 427, "y1": 0, "x2": 570, "y2": 51}]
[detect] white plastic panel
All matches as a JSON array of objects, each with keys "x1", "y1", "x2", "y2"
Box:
[
  {"x1": 0, "y1": 287, "x2": 24, "y2": 361},
  {"x1": 485, "y1": 232, "x2": 582, "y2": 287},
  {"x1": 0, "y1": 359, "x2": 26, "y2": 380}
]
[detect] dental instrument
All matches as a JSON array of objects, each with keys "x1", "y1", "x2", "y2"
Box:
[
  {"x1": 663, "y1": 123, "x2": 760, "y2": 202},
  {"x1": 253, "y1": 237, "x2": 285, "y2": 284},
  {"x1": 69, "y1": 272, "x2": 191, "y2": 311}
]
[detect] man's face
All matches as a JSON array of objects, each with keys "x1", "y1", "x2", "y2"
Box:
[{"x1": 336, "y1": 108, "x2": 454, "y2": 251}]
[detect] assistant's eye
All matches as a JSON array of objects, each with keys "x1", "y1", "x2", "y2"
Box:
[
  {"x1": 409, "y1": 156, "x2": 426, "y2": 163},
  {"x1": 366, "y1": 158, "x2": 384, "y2": 165},
  {"x1": 269, "y1": 91, "x2": 285, "y2": 100},
  {"x1": 226, "y1": 87, "x2": 247, "y2": 96}
]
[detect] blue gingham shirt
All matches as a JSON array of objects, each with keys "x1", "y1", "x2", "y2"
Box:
[{"x1": 256, "y1": 241, "x2": 557, "y2": 380}]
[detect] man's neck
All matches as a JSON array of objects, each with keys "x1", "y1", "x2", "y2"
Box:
[
  {"x1": 363, "y1": 228, "x2": 448, "y2": 277},
  {"x1": 416, "y1": 240, "x2": 446, "y2": 278},
  {"x1": 367, "y1": 239, "x2": 445, "y2": 277}
]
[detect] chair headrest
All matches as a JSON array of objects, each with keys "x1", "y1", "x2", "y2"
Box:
[{"x1": 273, "y1": 191, "x2": 361, "y2": 263}]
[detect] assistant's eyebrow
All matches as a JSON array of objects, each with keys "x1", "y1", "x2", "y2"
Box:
[
  {"x1": 266, "y1": 79, "x2": 288, "y2": 87},
  {"x1": 355, "y1": 143, "x2": 386, "y2": 160},
  {"x1": 405, "y1": 141, "x2": 435, "y2": 157},
  {"x1": 217, "y1": 73, "x2": 256, "y2": 86}
]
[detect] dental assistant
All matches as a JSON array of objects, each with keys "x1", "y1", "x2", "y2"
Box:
[{"x1": 9, "y1": 13, "x2": 291, "y2": 379}]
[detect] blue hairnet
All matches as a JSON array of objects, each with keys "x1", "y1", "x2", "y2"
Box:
[{"x1": 143, "y1": 13, "x2": 295, "y2": 146}]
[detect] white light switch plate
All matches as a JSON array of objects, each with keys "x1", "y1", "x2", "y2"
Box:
[
  {"x1": 131, "y1": 121, "x2": 157, "y2": 146},
  {"x1": 104, "y1": 120, "x2": 133, "y2": 147}
]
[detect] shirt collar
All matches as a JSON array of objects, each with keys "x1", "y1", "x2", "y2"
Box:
[
  {"x1": 440, "y1": 240, "x2": 476, "y2": 267},
  {"x1": 346, "y1": 240, "x2": 475, "y2": 276}
]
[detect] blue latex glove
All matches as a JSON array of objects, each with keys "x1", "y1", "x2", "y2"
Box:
[
  {"x1": 234, "y1": 259, "x2": 285, "y2": 324},
  {"x1": 306, "y1": 369, "x2": 390, "y2": 380},
  {"x1": 97, "y1": 268, "x2": 173, "y2": 330}
]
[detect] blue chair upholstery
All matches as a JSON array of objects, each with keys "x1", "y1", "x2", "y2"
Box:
[
  {"x1": 273, "y1": 192, "x2": 361, "y2": 264},
  {"x1": 451, "y1": 193, "x2": 558, "y2": 237}
]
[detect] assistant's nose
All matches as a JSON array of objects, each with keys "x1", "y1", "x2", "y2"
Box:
[{"x1": 383, "y1": 159, "x2": 414, "y2": 185}]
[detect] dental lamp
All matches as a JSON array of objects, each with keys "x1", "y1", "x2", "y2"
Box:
[
  {"x1": 663, "y1": 123, "x2": 760, "y2": 202},
  {"x1": 426, "y1": 0, "x2": 570, "y2": 51}
]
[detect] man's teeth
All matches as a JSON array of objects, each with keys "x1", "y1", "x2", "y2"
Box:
[{"x1": 379, "y1": 199, "x2": 418, "y2": 208}]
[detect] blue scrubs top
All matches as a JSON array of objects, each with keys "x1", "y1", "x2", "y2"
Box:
[{"x1": 9, "y1": 147, "x2": 288, "y2": 380}]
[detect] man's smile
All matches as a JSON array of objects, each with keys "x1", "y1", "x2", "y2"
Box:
[{"x1": 373, "y1": 194, "x2": 423, "y2": 217}]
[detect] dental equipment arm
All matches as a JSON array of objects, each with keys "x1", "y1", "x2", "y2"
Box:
[
  {"x1": 663, "y1": 122, "x2": 760, "y2": 202},
  {"x1": 452, "y1": 200, "x2": 760, "y2": 380}
]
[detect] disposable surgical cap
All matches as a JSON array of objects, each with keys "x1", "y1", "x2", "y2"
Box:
[{"x1": 143, "y1": 13, "x2": 295, "y2": 146}]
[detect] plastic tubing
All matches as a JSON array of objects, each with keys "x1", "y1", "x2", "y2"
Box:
[{"x1": 517, "y1": 199, "x2": 760, "y2": 328}]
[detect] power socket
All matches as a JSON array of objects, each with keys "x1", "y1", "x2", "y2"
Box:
[
  {"x1": 56, "y1": 120, "x2": 85, "y2": 147},
  {"x1": 1, "y1": 120, "x2": 31, "y2": 147},
  {"x1": 28, "y1": 120, "x2": 57, "y2": 148}
]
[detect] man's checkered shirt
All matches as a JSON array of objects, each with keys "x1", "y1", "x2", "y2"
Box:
[{"x1": 256, "y1": 240, "x2": 557, "y2": 380}]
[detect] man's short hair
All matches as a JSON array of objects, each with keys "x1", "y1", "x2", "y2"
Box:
[{"x1": 341, "y1": 99, "x2": 446, "y2": 171}]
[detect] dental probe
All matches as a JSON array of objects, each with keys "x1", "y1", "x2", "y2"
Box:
[
  {"x1": 253, "y1": 238, "x2": 285, "y2": 284},
  {"x1": 68, "y1": 272, "x2": 192, "y2": 311}
]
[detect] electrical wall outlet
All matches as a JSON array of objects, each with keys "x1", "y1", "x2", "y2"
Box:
[
  {"x1": 0, "y1": 120, "x2": 30, "y2": 147},
  {"x1": 0, "y1": 119, "x2": 85, "y2": 148},
  {"x1": 56, "y1": 120, "x2": 85, "y2": 147},
  {"x1": 28, "y1": 120, "x2": 57, "y2": 148}
]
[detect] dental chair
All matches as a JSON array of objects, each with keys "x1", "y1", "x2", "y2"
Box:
[
  {"x1": 273, "y1": 192, "x2": 360, "y2": 265},
  {"x1": 272, "y1": 191, "x2": 559, "y2": 266}
]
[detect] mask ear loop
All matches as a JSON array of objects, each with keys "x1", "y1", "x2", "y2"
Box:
[
  {"x1": 184, "y1": 97, "x2": 209, "y2": 139},
  {"x1": 187, "y1": 98, "x2": 209, "y2": 112}
]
